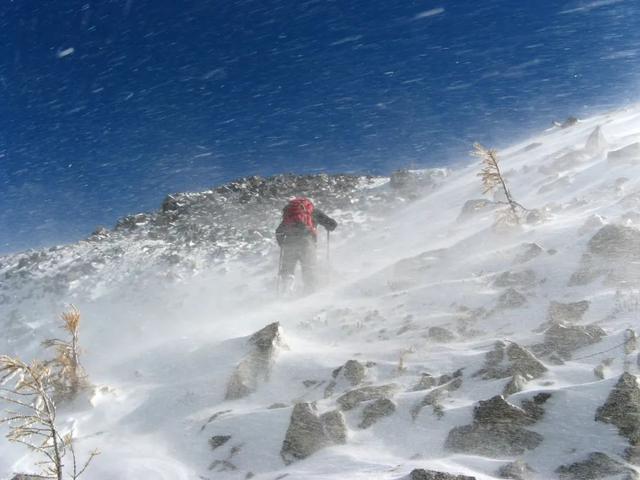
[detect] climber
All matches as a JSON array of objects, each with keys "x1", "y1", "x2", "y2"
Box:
[{"x1": 276, "y1": 197, "x2": 337, "y2": 294}]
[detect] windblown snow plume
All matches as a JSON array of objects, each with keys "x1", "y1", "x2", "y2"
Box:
[{"x1": 2, "y1": 106, "x2": 640, "y2": 479}]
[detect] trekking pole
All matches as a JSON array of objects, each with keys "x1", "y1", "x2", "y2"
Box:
[
  {"x1": 326, "y1": 230, "x2": 331, "y2": 284},
  {"x1": 276, "y1": 246, "x2": 284, "y2": 295}
]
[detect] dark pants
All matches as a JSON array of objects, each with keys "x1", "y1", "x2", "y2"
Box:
[{"x1": 279, "y1": 236, "x2": 317, "y2": 292}]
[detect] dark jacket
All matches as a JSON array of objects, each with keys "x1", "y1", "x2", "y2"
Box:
[{"x1": 276, "y1": 208, "x2": 337, "y2": 246}]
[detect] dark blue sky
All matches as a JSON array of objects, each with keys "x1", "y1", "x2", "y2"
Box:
[{"x1": 2, "y1": 0, "x2": 640, "y2": 253}]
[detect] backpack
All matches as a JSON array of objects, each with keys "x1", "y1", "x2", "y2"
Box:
[{"x1": 281, "y1": 197, "x2": 317, "y2": 235}]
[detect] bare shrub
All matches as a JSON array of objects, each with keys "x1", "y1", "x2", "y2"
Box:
[
  {"x1": 0, "y1": 356, "x2": 98, "y2": 480},
  {"x1": 474, "y1": 143, "x2": 527, "y2": 225},
  {"x1": 42, "y1": 306, "x2": 91, "y2": 401}
]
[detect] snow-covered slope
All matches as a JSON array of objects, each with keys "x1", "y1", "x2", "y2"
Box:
[{"x1": 2, "y1": 106, "x2": 640, "y2": 480}]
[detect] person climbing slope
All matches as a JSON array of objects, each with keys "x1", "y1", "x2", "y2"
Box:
[{"x1": 276, "y1": 197, "x2": 337, "y2": 294}]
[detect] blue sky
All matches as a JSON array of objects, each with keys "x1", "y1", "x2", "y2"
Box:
[{"x1": 2, "y1": 0, "x2": 640, "y2": 253}]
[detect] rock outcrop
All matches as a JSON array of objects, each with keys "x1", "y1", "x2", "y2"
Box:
[
  {"x1": 475, "y1": 341, "x2": 547, "y2": 381},
  {"x1": 281, "y1": 403, "x2": 347, "y2": 464},
  {"x1": 497, "y1": 460, "x2": 536, "y2": 479},
  {"x1": 571, "y1": 225, "x2": 640, "y2": 285},
  {"x1": 596, "y1": 372, "x2": 640, "y2": 445},
  {"x1": 408, "y1": 468, "x2": 477, "y2": 480},
  {"x1": 225, "y1": 322, "x2": 286, "y2": 400},
  {"x1": 324, "y1": 359, "x2": 368, "y2": 397},
  {"x1": 445, "y1": 395, "x2": 544, "y2": 457},
  {"x1": 536, "y1": 323, "x2": 605, "y2": 360},
  {"x1": 556, "y1": 452, "x2": 639, "y2": 480},
  {"x1": 359, "y1": 398, "x2": 396, "y2": 429},
  {"x1": 337, "y1": 384, "x2": 399, "y2": 411},
  {"x1": 547, "y1": 300, "x2": 590, "y2": 325}
]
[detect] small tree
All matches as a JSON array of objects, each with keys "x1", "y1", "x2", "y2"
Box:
[
  {"x1": 42, "y1": 306, "x2": 90, "y2": 401},
  {"x1": 473, "y1": 143, "x2": 526, "y2": 225},
  {"x1": 0, "y1": 357, "x2": 98, "y2": 479}
]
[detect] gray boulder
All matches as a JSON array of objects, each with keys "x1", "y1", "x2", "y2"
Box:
[
  {"x1": 411, "y1": 373, "x2": 438, "y2": 392},
  {"x1": 409, "y1": 468, "x2": 477, "y2": 480},
  {"x1": 548, "y1": 300, "x2": 590, "y2": 324},
  {"x1": 445, "y1": 395, "x2": 544, "y2": 457},
  {"x1": 475, "y1": 341, "x2": 547, "y2": 381},
  {"x1": 209, "y1": 435, "x2": 231, "y2": 450},
  {"x1": 11, "y1": 476, "x2": 49, "y2": 480},
  {"x1": 556, "y1": 452, "x2": 639, "y2": 480},
  {"x1": 337, "y1": 384, "x2": 398, "y2": 411},
  {"x1": 473, "y1": 395, "x2": 535, "y2": 426},
  {"x1": 412, "y1": 376, "x2": 463, "y2": 419},
  {"x1": 226, "y1": 322, "x2": 286, "y2": 400},
  {"x1": 281, "y1": 403, "x2": 347, "y2": 464},
  {"x1": 497, "y1": 288, "x2": 527, "y2": 309},
  {"x1": 571, "y1": 225, "x2": 640, "y2": 285},
  {"x1": 428, "y1": 326, "x2": 456, "y2": 343},
  {"x1": 445, "y1": 423, "x2": 543, "y2": 457},
  {"x1": 540, "y1": 323, "x2": 605, "y2": 359},
  {"x1": 503, "y1": 373, "x2": 527, "y2": 396},
  {"x1": 324, "y1": 359, "x2": 368, "y2": 397},
  {"x1": 589, "y1": 225, "x2": 640, "y2": 259},
  {"x1": 320, "y1": 410, "x2": 347, "y2": 444},
  {"x1": 359, "y1": 398, "x2": 396, "y2": 429},
  {"x1": 596, "y1": 373, "x2": 640, "y2": 444},
  {"x1": 498, "y1": 460, "x2": 536, "y2": 479}
]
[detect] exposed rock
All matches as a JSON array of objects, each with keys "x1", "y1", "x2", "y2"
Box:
[
  {"x1": 497, "y1": 288, "x2": 527, "y2": 309},
  {"x1": 596, "y1": 372, "x2": 640, "y2": 444},
  {"x1": 585, "y1": 126, "x2": 608, "y2": 154},
  {"x1": 572, "y1": 225, "x2": 640, "y2": 285},
  {"x1": 337, "y1": 384, "x2": 398, "y2": 411},
  {"x1": 494, "y1": 270, "x2": 536, "y2": 289},
  {"x1": 319, "y1": 410, "x2": 347, "y2": 444},
  {"x1": 458, "y1": 199, "x2": 497, "y2": 221},
  {"x1": 412, "y1": 377, "x2": 463, "y2": 419},
  {"x1": 11, "y1": 476, "x2": 49, "y2": 480},
  {"x1": 548, "y1": 300, "x2": 590, "y2": 324},
  {"x1": 359, "y1": 398, "x2": 396, "y2": 429},
  {"x1": 497, "y1": 460, "x2": 536, "y2": 479},
  {"x1": 325, "y1": 359, "x2": 368, "y2": 397},
  {"x1": 445, "y1": 423, "x2": 543, "y2": 457},
  {"x1": 556, "y1": 452, "x2": 639, "y2": 480},
  {"x1": 225, "y1": 322, "x2": 286, "y2": 400},
  {"x1": 625, "y1": 329, "x2": 638, "y2": 354},
  {"x1": 267, "y1": 403, "x2": 288, "y2": 410},
  {"x1": 594, "y1": 364, "x2": 606, "y2": 380},
  {"x1": 445, "y1": 395, "x2": 544, "y2": 457},
  {"x1": 539, "y1": 323, "x2": 606, "y2": 359},
  {"x1": 408, "y1": 468, "x2": 476, "y2": 480},
  {"x1": 521, "y1": 392, "x2": 552, "y2": 422},
  {"x1": 589, "y1": 225, "x2": 640, "y2": 259},
  {"x1": 428, "y1": 326, "x2": 456, "y2": 343},
  {"x1": 514, "y1": 243, "x2": 543, "y2": 264},
  {"x1": 559, "y1": 116, "x2": 578, "y2": 128},
  {"x1": 503, "y1": 373, "x2": 527, "y2": 396},
  {"x1": 281, "y1": 403, "x2": 347, "y2": 464},
  {"x1": 473, "y1": 395, "x2": 535, "y2": 426},
  {"x1": 209, "y1": 435, "x2": 232, "y2": 450},
  {"x1": 626, "y1": 445, "x2": 640, "y2": 465},
  {"x1": 475, "y1": 341, "x2": 547, "y2": 381},
  {"x1": 411, "y1": 373, "x2": 437, "y2": 391},
  {"x1": 390, "y1": 169, "x2": 448, "y2": 194}
]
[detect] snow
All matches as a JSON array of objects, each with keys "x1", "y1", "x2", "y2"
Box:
[
  {"x1": 413, "y1": 8, "x2": 445, "y2": 20},
  {"x1": 2, "y1": 105, "x2": 640, "y2": 479}
]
